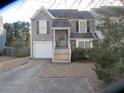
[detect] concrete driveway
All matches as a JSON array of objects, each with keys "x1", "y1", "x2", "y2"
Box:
[{"x1": 0, "y1": 59, "x2": 95, "y2": 93}]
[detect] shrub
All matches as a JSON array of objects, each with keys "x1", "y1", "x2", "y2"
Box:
[
  {"x1": 14, "y1": 38, "x2": 26, "y2": 57},
  {"x1": 89, "y1": 40, "x2": 124, "y2": 83},
  {"x1": 71, "y1": 48, "x2": 87, "y2": 61},
  {"x1": 86, "y1": 17, "x2": 124, "y2": 84}
]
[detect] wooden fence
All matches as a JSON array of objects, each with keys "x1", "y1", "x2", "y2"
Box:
[{"x1": 2, "y1": 47, "x2": 30, "y2": 57}]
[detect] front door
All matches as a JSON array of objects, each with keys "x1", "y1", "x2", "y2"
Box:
[{"x1": 55, "y1": 30, "x2": 68, "y2": 48}]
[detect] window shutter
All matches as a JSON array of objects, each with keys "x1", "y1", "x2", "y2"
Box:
[
  {"x1": 76, "y1": 21, "x2": 79, "y2": 32},
  {"x1": 36, "y1": 21, "x2": 39, "y2": 34},
  {"x1": 47, "y1": 21, "x2": 50, "y2": 34},
  {"x1": 87, "y1": 21, "x2": 90, "y2": 32}
]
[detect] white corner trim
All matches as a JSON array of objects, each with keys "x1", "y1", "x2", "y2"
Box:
[
  {"x1": 30, "y1": 29, "x2": 33, "y2": 58},
  {"x1": 52, "y1": 29, "x2": 55, "y2": 62},
  {"x1": 51, "y1": 27, "x2": 71, "y2": 30},
  {"x1": 31, "y1": 6, "x2": 56, "y2": 19},
  {"x1": 70, "y1": 38, "x2": 93, "y2": 40}
]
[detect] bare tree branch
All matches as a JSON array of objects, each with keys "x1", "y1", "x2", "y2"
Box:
[
  {"x1": 19, "y1": 0, "x2": 25, "y2": 8},
  {"x1": 70, "y1": 0, "x2": 79, "y2": 8},
  {"x1": 76, "y1": 0, "x2": 82, "y2": 9},
  {"x1": 55, "y1": 0, "x2": 63, "y2": 8},
  {"x1": 49, "y1": 0, "x2": 56, "y2": 8},
  {"x1": 94, "y1": 0, "x2": 103, "y2": 8},
  {"x1": 84, "y1": 0, "x2": 95, "y2": 9}
]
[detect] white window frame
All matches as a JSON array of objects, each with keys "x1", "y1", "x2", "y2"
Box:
[
  {"x1": 39, "y1": 20, "x2": 47, "y2": 34},
  {"x1": 76, "y1": 39, "x2": 93, "y2": 49},
  {"x1": 79, "y1": 20, "x2": 87, "y2": 33}
]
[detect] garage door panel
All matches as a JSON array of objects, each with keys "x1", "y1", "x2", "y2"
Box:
[{"x1": 33, "y1": 41, "x2": 52, "y2": 58}]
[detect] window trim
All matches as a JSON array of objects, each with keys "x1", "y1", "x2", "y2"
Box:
[
  {"x1": 78, "y1": 20, "x2": 87, "y2": 33},
  {"x1": 39, "y1": 20, "x2": 47, "y2": 34},
  {"x1": 76, "y1": 39, "x2": 93, "y2": 49}
]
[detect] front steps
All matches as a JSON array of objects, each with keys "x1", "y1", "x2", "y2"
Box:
[{"x1": 53, "y1": 49, "x2": 71, "y2": 63}]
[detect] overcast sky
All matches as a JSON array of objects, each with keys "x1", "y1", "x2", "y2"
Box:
[{"x1": 0, "y1": 0, "x2": 122, "y2": 23}]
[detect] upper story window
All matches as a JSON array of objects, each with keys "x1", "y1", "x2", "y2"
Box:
[
  {"x1": 39, "y1": 20, "x2": 47, "y2": 34},
  {"x1": 79, "y1": 20, "x2": 87, "y2": 33}
]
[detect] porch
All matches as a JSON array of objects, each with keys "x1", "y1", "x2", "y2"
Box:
[{"x1": 52, "y1": 29, "x2": 71, "y2": 63}]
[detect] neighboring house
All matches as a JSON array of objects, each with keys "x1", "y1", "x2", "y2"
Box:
[
  {"x1": 90, "y1": 6, "x2": 124, "y2": 39},
  {"x1": 31, "y1": 7, "x2": 97, "y2": 63},
  {"x1": 0, "y1": 16, "x2": 6, "y2": 55}
]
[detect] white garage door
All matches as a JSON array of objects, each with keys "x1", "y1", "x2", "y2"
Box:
[{"x1": 33, "y1": 41, "x2": 52, "y2": 58}]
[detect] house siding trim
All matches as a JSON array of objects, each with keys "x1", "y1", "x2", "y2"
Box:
[
  {"x1": 51, "y1": 27, "x2": 71, "y2": 30},
  {"x1": 76, "y1": 39, "x2": 93, "y2": 49},
  {"x1": 70, "y1": 38, "x2": 94, "y2": 40},
  {"x1": 30, "y1": 30, "x2": 33, "y2": 58}
]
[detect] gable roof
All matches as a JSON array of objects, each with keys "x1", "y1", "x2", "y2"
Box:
[
  {"x1": 92, "y1": 6, "x2": 124, "y2": 17},
  {"x1": 52, "y1": 19, "x2": 71, "y2": 27},
  {"x1": 31, "y1": 6, "x2": 55, "y2": 19},
  {"x1": 48, "y1": 9, "x2": 94, "y2": 19}
]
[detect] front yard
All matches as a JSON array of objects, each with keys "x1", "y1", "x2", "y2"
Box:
[
  {"x1": 38, "y1": 61, "x2": 103, "y2": 92},
  {"x1": 0, "y1": 57, "x2": 103, "y2": 93}
]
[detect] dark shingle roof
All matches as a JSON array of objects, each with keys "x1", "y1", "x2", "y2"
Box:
[
  {"x1": 52, "y1": 19, "x2": 71, "y2": 27},
  {"x1": 70, "y1": 33, "x2": 95, "y2": 38},
  {"x1": 48, "y1": 9, "x2": 94, "y2": 19},
  {"x1": 92, "y1": 6, "x2": 124, "y2": 17},
  {"x1": 93, "y1": 33, "x2": 98, "y2": 38}
]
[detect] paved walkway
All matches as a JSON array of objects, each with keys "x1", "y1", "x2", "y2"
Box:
[{"x1": 0, "y1": 59, "x2": 95, "y2": 93}]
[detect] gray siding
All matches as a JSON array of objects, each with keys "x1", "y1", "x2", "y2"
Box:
[
  {"x1": 31, "y1": 9, "x2": 53, "y2": 41},
  {"x1": 70, "y1": 19, "x2": 95, "y2": 33},
  {"x1": 31, "y1": 9, "x2": 95, "y2": 41}
]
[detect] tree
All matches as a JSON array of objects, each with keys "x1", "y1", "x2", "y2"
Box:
[
  {"x1": 90, "y1": 17, "x2": 124, "y2": 83},
  {"x1": 4, "y1": 23, "x2": 15, "y2": 46},
  {"x1": 4, "y1": 21, "x2": 30, "y2": 47}
]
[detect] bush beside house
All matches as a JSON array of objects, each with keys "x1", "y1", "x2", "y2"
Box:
[
  {"x1": 71, "y1": 48, "x2": 90, "y2": 61},
  {"x1": 89, "y1": 17, "x2": 124, "y2": 84}
]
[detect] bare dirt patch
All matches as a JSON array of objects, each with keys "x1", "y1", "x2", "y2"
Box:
[
  {"x1": 0, "y1": 57, "x2": 29, "y2": 71},
  {"x1": 0, "y1": 56, "x2": 14, "y2": 62},
  {"x1": 39, "y1": 61, "x2": 103, "y2": 92}
]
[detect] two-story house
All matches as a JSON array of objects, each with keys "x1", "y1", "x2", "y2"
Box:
[{"x1": 31, "y1": 7, "x2": 97, "y2": 63}]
